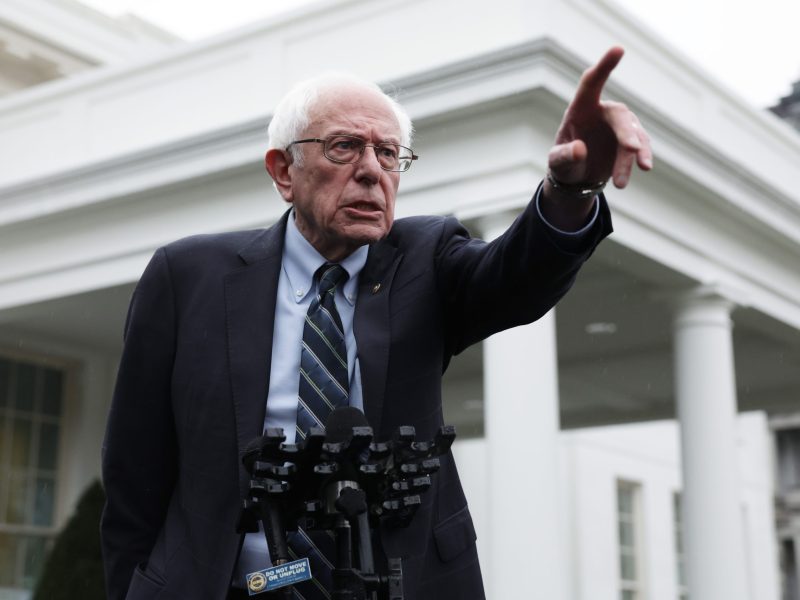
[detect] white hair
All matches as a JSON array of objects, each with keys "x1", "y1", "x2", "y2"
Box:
[{"x1": 267, "y1": 72, "x2": 413, "y2": 167}]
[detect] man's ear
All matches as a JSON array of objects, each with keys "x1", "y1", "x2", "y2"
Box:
[{"x1": 265, "y1": 149, "x2": 294, "y2": 202}]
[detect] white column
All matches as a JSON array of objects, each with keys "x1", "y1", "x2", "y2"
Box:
[
  {"x1": 480, "y1": 213, "x2": 567, "y2": 600},
  {"x1": 58, "y1": 352, "x2": 114, "y2": 522},
  {"x1": 673, "y1": 288, "x2": 749, "y2": 600}
]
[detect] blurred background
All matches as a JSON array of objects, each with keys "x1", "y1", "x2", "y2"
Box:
[{"x1": 1, "y1": 0, "x2": 799, "y2": 598}]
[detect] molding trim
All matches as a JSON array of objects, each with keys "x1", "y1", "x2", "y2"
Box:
[{"x1": 2, "y1": 37, "x2": 797, "y2": 242}]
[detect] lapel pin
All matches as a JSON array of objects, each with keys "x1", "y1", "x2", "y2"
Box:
[{"x1": 372, "y1": 283, "x2": 381, "y2": 294}]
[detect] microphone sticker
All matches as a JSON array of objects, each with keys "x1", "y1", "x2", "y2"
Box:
[{"x1": 246, "y1": 557, "x2": 313, "y2": 595}]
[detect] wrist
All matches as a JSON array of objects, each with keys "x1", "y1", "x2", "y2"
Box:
[
  {"x1": 545, "y1": 171, "x2": 607, "y2": 201},
  {"x1": 540, "y1": 175, "x2": 599, "y2": 232}
]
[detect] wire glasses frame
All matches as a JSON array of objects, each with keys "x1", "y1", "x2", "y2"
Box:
[{"x1": 286, "y1": 135, "x2": 419, "y2": 172}]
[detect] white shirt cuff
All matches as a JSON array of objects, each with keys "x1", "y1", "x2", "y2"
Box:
[{"x1": 534, "y1": 185, "x2": 600, "y2": 237}]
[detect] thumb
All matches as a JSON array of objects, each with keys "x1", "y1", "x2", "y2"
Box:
[{"x1": 548, "y1": 140, "x2": 588, "y2": 183}]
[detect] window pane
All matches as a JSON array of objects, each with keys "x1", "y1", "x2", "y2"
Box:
[
  {"x1": 777, "y1": 429, "x2": 800, "y2": 491},
  {"x1": 40, "y1": 369, "x2": 62, "y2": 417},
  {"x1": 619, "y1": 520, "x2": 634, "y2": 547},
  {"x1": 32, "y1": 477, "x2": 55, "y2": 527},
  {"x1": 0, "y1": 360, "x2": 9, "y2": 408},
  {"x1": 14, "y1": 365, "x2": 36, "y2": 412},
  {"x1": 10, "y1": 418, "x2": 32, "y2": 468},
  {"x1": 617, "y1": 482, "x2": 641, "y2": 594},
  {"x1": 0, "y1": 532, "x2": 17, "y2": 586},
  {"x1": 620, "y1": 552, "x2": 637, "y2": 580},
  {"x1": 618, "y1": 487, "x2": 633, "y2": 513},
  {"x1": 37, "y1": 422, "x2": 59, "y2": 471},
  {"x1": 21, "y1": 535, "x2": 48, "y2": 589},
  {"x1": 6, "y1": 473, "x2": 30, "y2": 524}
]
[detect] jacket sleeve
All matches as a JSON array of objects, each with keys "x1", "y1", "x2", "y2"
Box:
[
  {"x1": 100, "y1": 247, "x2": 179, "y2": 600},
  {"x1": 435, "y1": 188, "x2": 612, "y2": 356}
]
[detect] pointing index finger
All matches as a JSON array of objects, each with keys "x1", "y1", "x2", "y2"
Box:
[{"x1": 573, "y1": 46, "x2": 624, "y2": 108}]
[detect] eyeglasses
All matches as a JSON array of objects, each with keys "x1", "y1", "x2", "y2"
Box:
[{"x1": 286, "y1": 135, "x2": 418, "y2": 172}]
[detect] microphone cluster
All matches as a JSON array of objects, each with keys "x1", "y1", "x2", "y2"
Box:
[{"x1": 236, "y1": 407, "x2": 456, "y2": 599}]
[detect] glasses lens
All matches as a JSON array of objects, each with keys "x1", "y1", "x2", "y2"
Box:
[
  {"x1": 397, "y1": 145, "x2": 414, "y2": 172},
  {"x1": 324, "y1": 136, "x2": 364, "y2": 163},
  {"x1": 372, "y1": 143, "x2": 399, "y2": 171}
]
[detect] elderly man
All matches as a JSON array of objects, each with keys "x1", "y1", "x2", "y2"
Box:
[{"x1": 101, "y1": 47, "x2": 651, "y2": 600}]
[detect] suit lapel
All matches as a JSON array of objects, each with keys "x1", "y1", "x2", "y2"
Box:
[
  {"x1": 355, "y1": 239, "x2": 402, "y2": 435},
  {"x1": 225, "y1": 212, "x2": 288, "y2": 494}
]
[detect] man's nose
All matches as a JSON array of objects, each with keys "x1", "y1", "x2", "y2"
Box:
[{"x1": 354, "y1": 146, "x2": 383, "y2": 182}]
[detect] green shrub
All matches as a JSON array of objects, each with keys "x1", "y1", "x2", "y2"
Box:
[{"x1": 33, "y1": 480, "x2": 106, "y2": 600}]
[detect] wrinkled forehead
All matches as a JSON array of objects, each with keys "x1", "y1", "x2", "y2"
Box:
[{"x1": 306, "y1": 85, "x2": 402, "y2": 141}]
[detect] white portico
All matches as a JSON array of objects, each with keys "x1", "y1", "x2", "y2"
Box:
[{"x1": 1, "y1": 0, "x2": 800, "y2": 599}]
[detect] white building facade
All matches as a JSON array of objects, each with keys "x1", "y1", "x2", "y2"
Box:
[{"x1": 1, "y1": 0, "x2": 800, "y2": 598}]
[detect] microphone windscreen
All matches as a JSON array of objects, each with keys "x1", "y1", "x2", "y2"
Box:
[{"x1": 325, "y1": 406, "x2": 369, "y2": 444}]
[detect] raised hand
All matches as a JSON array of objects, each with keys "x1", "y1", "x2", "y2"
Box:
[
  {"x1": 541, "y1": 46, "x2": 653, "y2": 230},
  {"x1": 550, "y1": 46, "x2": 652, "y2": 187}
]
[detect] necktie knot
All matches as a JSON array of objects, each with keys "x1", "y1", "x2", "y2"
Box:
[{"x1": 316, "y1": 263, "x2": 348, "y2": 298}]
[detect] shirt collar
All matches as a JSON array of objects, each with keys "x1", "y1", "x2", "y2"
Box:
[{"x1": 283, "y1": 210, "x2": 368, "y2": 305}]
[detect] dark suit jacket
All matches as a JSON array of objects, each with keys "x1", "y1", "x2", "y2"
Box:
[{"x1": 101, "y1": 193, "x2": 612, "y2": 599}]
